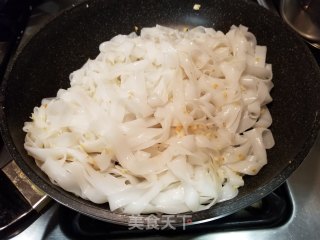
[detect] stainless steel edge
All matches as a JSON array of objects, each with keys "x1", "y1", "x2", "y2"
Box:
[{"x1": 3, "y1": 160, "x2": 51, "y2": 213}]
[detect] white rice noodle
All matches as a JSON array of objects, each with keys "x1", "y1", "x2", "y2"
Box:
[{"x1": 24, "y1": 25, "x2": 274, "y2": 214}]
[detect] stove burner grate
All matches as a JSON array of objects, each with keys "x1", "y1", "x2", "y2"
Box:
[{"x1": 59, "y1": 184, "x2": 293, "y2": 239}]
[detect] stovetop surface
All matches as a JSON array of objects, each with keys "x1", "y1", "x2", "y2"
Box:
[{"x1": 1, "y1": 0, "x2": 320, "y2": 239}]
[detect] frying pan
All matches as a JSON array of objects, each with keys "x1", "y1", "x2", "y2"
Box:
[{"x1": 1, "y1": 0, "x2": 320, "y2": 229}]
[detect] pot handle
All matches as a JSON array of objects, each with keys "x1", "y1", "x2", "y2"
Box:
[{"x1": 0, "y1": 160, "x2": 51, "y2": 239}]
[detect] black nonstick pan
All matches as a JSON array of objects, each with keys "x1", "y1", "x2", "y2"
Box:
[{"x1": 1, "y1": 0, "x2": 320, "y2": 229}]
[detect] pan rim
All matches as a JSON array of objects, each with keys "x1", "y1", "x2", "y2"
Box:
[{"x1": 1, "y1": 0, "x2": 320, "y2": 225}]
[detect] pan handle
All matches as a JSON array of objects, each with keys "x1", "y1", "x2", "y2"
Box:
[{"x1": 0, "y1": 160, "x2": 51, "y2": 239}]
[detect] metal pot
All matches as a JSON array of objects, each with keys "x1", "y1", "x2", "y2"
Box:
[
  {"x1": 280, "y1": 0, "x2": 320, "y2": 43},
  {"x1": 0, "y1": 0, "x2": 320, "y2": 233}
]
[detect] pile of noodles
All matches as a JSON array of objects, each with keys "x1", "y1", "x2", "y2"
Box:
[{"x1": 24, "y1": 25, "x2": 274, "y2": 214}]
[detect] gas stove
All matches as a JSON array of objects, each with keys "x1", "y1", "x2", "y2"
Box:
[{"x1": 1, "y1": 1, "x2": 320, "y2": 239}]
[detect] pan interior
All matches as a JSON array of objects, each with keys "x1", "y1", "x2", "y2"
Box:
[{"x1": 1, "y1": 0, "x2": 320, "y2": 224}]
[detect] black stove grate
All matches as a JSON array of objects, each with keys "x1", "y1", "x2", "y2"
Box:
[{"x1": 58, "y1": 184, "x2": 293, "y2": 239}]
